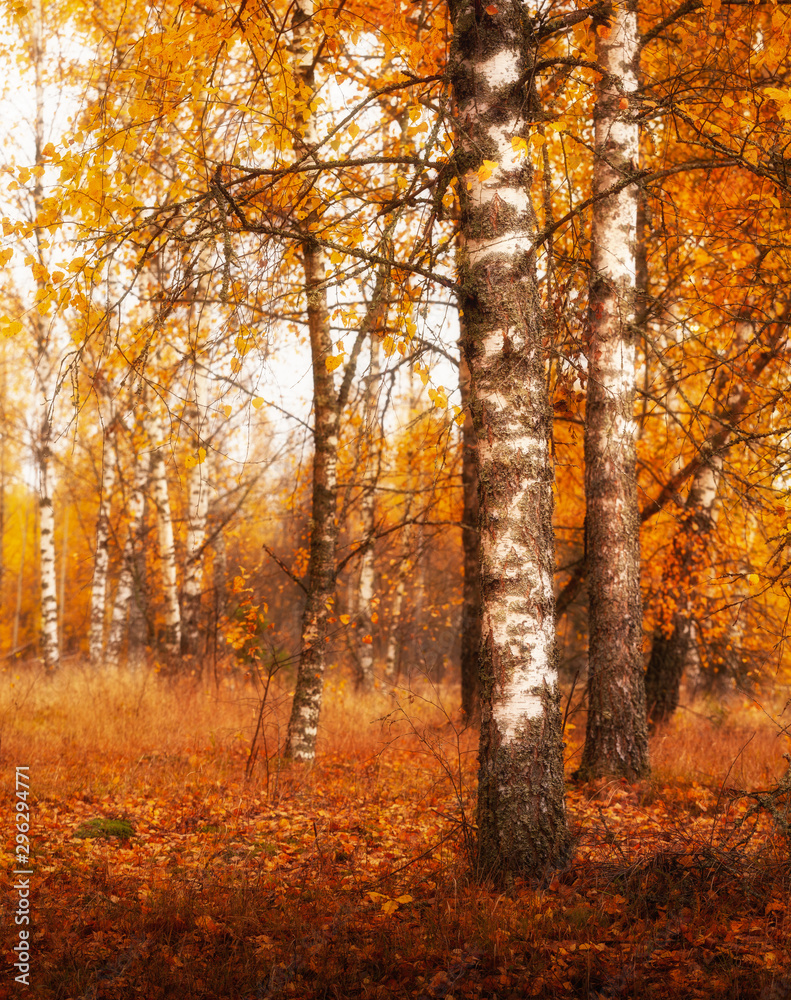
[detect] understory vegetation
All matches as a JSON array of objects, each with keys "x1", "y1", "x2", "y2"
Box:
[{"x1": 3, "y1": 663, "x2": 789, "y2": 999}]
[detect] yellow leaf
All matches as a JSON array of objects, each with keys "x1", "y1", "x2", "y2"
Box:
[
  {"x1": 222, "y1": 405, "x2": 232, "y2": 418},
  {"x1": 383, "y1": 335, "x2": 396, "y2": 356},
  {"x1": 477, "y1": 159, "x2": 498, "y2": 182},
  {"x1": 235, "y1": 334, "x2": 253, "y2": 356},
  {"x1": 330, "y1": 251, "x2": 345, "y2": 265},
  {"x1": 381, "y1": 899, "x2": 399, "y2": 915},
  {"x1": 395, "y1": 895, "x2": 413, "y2": 904},
  {"x1": 42, "y1": 142, "x2": 56, "y2": 158},
  {"x1": 340, "y1": 614, "x2": 351, "y2": 625},
  {"x1": 325, "y1": 355, "x2": 344, "y2": 372},
  {"x1": 747, "y1": 574, "x2": 760, "y2": 588},
  {"x1": 417, "y1": 366, "x2": 430, "y2": 386},
  {"x1": 252, "y1": 397, "x2": 264, "y2": 409},
  {"x1": 0, "y1": 248, "x2": 12, "y2": 266},
  {"x1": 348, "y1": 122, "x2": 360, "y2": 139},
  {"x1": 2, "y1": 319, "x2": 23, "y2": 337},
  {"x1": 230, "y1": 358, "x2": 242, "y2": 374},
  {"x1": 197, "y1": 447, "x2": 207, "y2": 464}
]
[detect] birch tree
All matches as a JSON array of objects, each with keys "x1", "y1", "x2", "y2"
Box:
[
  {"x1": 284, "y1": 0, "x2": 346, "y2": 759},
  {"x1": 645, "y1": 310, "x2": 790, "y2": 723},
  {"x1": 353, "y1": 338, "x2": 381, "y2": 691},
  {"x1": 148, "y1": 409, "x2": 181, "y2": 660},
  {"x1": 106, "y1": 425, "x2": 151, "y2": 669},
  {"x1": 181, "y1": 351, "x2": 211, "y2": 659},
  {"x1": 449, "y1": 0, "x2": 570, "y2": 876},
  {"x1": 577, "y1": 0, "x2": 650, "y2": 781},
  {"x1": 88, "y1": 425, "x2": 117, "y2": 667}
]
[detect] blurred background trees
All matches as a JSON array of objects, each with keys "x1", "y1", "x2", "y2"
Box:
[{"x1": 0, "y1": 0, "x2": 788, "y2": 759}]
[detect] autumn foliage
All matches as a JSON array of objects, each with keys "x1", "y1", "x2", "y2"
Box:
[
  {"x1": 2, "y1": 667, "x2": 790, "y2": 998},
  {"x1": 1, "y1": 0, "x2": 791, "y2": 992}
]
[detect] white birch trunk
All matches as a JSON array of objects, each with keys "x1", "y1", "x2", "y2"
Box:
[
  {"x1": 354, "y1": 339, "x2": 380, "y2": 690},
  {"x1": 148, "y1": 412, "x2": 181, "y2": 660},
  {"x1": 38, "y1": 449, "x2": 59, "y2": 671},
  {"x1": 579, "y1": 0, "x2": 650, "y2": 780},
  {"x1": 28, "y1": 0, "x2": 59, "y2": 673},
  {"x1": 182, "y1": 356, "x2": 211, "y2": 658},
  {"x1": 285, "y1": 0, "x2": 340, "y2": 760},
  {"x1": 384, "y1": 570, "x2": 406, "y2": 681},
  {"x1": 106, "y1": 440, "x2": 151, "y2": 669},
  {"x1": 89, "y1": 439, "x2": 116, "y2": 667},
  {"x1": 450, "y1": 0, "x2": 569, "y2": 876},
  {"x1": 12, "y1": 501, "x2": 29, "y2": 655}
]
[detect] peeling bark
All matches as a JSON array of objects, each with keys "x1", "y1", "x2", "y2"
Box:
[
  {"x1": 578, "y1": 0, "x2": 650, "y2": 782},
  {"x1": 449, "y1": 0, "x2": 570, "y2": 878}
]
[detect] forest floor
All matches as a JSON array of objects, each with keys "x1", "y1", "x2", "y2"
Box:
[{"x1": 1, "y1": 662, "x2": 790, "y2": 999}]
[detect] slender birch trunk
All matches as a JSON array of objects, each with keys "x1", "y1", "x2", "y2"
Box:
[
  {"x1": 28, "y1": 0, "x2": 59, "y2": 673},
  {"x1": 644, "y1": 458, "x2": 720, "y2": 724},
  {"x1": 182, "y1": 354, "x2": 211, "y2": 658},
  {"x1": 285, "y1": 0, "x2": 339, "y2": 759},
  {"x1": 106, "y1": 440, "x2": 151, "y2": 669},
  {"x1": 644, "y1": 314, "x2": 787, "y2": 723},
  {"x1": 578, "y1": 0, "x2": 650, "y2": 781},
  {"x1": 384, "y1": 568, "x2": 406, "y2": 682},
  {"x1": 12, "y1": 500, "x2": 29, "y2": 655},
  {"x1": 89, "y1": 434, "x2": 117, "y2": 667},
  {"x1": 149, "y1": 412, "x2": 181, "y2": 660},
  {"x1": 37, "y1": 432, "x2": 59, "y2": 672},
  {"x1": 354, "y1": 338, "x2": 380, "y2": 690},
  {"x1": 458, "y1": 344, "x2": 481, "y2": 722},
  {"x1": 450, "y1": 0, "x2": 570, "y2": 877},
  {"x1": 283, "y1": 0, "x2": 389, "y2": 756}
]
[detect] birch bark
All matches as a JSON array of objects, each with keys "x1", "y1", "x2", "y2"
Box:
[
  {"x1": 89, "y1": 431, "x2": 117, "y2": 667},
  {"x1": 149, "y1": 411, "x2": 182, "y2": 660},
  {"x1": 106, "y1": 433, "x2": 151, "y2": 669},
  {"x1": 37, "y1": 444, "x2": 59, "y2": 672},
  {"x1": 182, "y1": 354, "x2": 211, "y2": 658},
  {"x1": 578, "y1": 0, "x2": 650, "y2": 781},
  {"x1": 28, "y1": 0, "x2": 59, "y2": 672},
  {"x1": 354, "y1": 338, "x2": 380, "y2": 690},
  {"x1": 449, "y1": 0, "x2": 570, "y2": 876},
  {"x1": 645, "y1": 314, "x2": 788, "y2": 723},
  {"x1": 458, "y1": 344, "x2": 481, "y2": 722},
  {"x1": 285, "y1": 0, "x2": 340, "y2": 759}
]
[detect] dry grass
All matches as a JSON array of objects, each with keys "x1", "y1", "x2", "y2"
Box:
[{"x1": 1, "y1": 661, "x2": 789, "y2": 999}]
